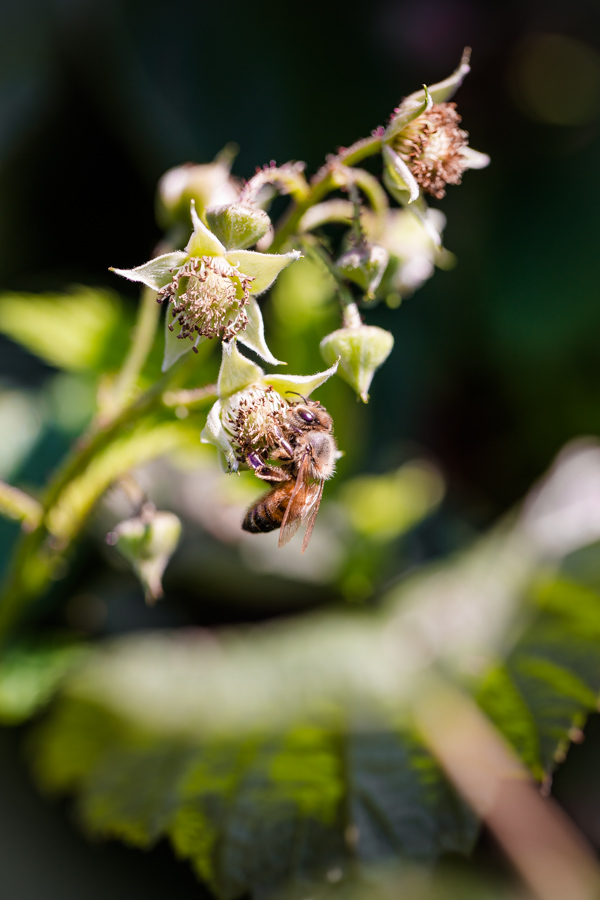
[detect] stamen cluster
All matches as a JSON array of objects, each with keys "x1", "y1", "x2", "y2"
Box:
[
  {"x1": 224, "y1": 386, "x2": 289, "y2": 464},
  {"x1": 394, "y1": 102, "x2": 469, "y2": 199},
  {"x1": 158, "y1": 255, "x2": 253, "y2": 344}
]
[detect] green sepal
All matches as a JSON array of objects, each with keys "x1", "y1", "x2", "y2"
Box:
[
  {"x1": 384, "y1": 87, "x2": 432, "y2": 142},
  {"x1": 110, "y1": 252, "x2": 187, "y2": 291},
  {"x1": 162, "y1": 311, "x2": 205, "y2": 372},
  {"x1": 185, "y1": 204, "x2": 227, "y2": 258},
  {"x1": 262, "y1": 360, "x2": 339, "y2": 399},
  {"x1": 404, "y1": 48, "x2": 471, "y2": 106},
  {"x1": 382, "y1": 146, "x2": 420, "y2": 204},
  {"x1": 225, "y1": 249, "x2": 301, "y2": 296},
  {"x1": 200, "y1": 400, "x2": 238, "y2": 471},
  {"x1": 461, "y1": 146, "x2": 491, "y2": 170},
  {"x1": 238, "y1": 297, "x2": 285, "y2": 366},
  {"x1": 217, "y1": 340, "x2": 264, "y2": 399}
]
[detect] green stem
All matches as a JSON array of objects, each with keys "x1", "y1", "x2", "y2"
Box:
[
  {"x1": 270, "y1": 134, "x2": 382, "y2": 252},
  {"x1": 0, "y1": 351, "x2": 201, "y2": 642},
  {"x1": 162, "y1": 383, "x2": 218, "y2": 410},
  {"x1": 104, "y1": 287, "x2": 161, "y2": 418},
  {"x1": 0, "y1": 481, "x2": 42, "y2": 529},
  {"x1": 299, "y1": 236, "x2": 355, "y2": 312}
]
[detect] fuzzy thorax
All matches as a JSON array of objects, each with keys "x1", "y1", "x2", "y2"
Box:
[
  {"x1": 393, "y1": 102, "x2": 469, "y2": 199},
  {"x1": 158, "y1": 255, "x2": 254, "y2": 343}
]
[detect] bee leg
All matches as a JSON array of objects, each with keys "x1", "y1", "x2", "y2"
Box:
[
  {"x1": 246, "y1": 452, "x2": 289, "y2": 484},
  {"x1": 271, "y1": 426, "x2": 294, "y2": 459}
]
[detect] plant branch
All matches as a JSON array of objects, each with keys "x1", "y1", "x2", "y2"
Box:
[
  {"x1": 269, "y1": 134, "x2": 382, "y2": 252},
  {"x1": 0, "y1": 481, "x2": 42, "y2": 530},
  {"x1": 0, "y1": 351, "x2": 202, "y2": 642},
  {"x1": 103, "y1": 286, "x2": 161, "y2": 419}
]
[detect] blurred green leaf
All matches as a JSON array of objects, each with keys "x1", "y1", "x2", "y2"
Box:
[
  {"x1": 30, "y1": 694, "x2": 475, "y2": 899},
  {"x1": 0, "y1": 287, "x2": 132, "y2": 372},
  {"x1": 46, "y1": 417, "x2": 198, "y2": 541},
  {"x1": 27, "y1": 441, "x2": 600, "y2": 896},
  {"x1": 478, "y1": 577, "x2": 600, "y2": 779},
  {"x1": 0, "y1": 639, "x2": 84, "y2": 725}
]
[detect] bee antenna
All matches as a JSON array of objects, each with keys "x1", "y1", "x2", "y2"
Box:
[{"x1": 286, "y1": 391, "x2": 309, "y2": 403}]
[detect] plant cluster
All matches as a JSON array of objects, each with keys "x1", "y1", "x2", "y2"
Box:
[{"x1": 5, "y1": 49, "x2": 600, "y2": 900}]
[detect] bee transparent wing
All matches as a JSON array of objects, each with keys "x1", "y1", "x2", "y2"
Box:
[
  {"x1": 301, "y1": 479, "x2": 324, "y2": 553},
  {"x1": 278, "y1": 452, "x2": 322, "y2": 549}
]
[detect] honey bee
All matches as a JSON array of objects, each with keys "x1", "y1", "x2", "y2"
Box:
[{"x1": 242, "y1": 399, "x2": 337, "y2": 552}]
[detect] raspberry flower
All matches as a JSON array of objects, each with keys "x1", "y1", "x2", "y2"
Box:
[
  {"x1": 201, "y1": 340, "x2": 338, "y2": 472},
  {"x1": 361, "y1": 206, "x2": 452, "y2": 299},
  {"x1": 111, "y1": 203, "x2": 300, "y2": 370},
  {"x1": 382, "y1": 49, "x2": 489, "y2": 204}
]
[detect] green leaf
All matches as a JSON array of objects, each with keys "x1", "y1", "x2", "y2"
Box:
[
  {"x1": 0, "y1": 639, "x2": 84, "y2": 725},
  {"x1": 0, "y1": 286, "x2": 132, "y2": 372},
  {"x1": 46, "y1": 418, "x2": 198, "y2": 542},
  {"x1": 478, "y1": 577, "x2": 600, "y2": 778},
  {"x1": 31, "y1": 687, "x2": 475, "y2": 899}
]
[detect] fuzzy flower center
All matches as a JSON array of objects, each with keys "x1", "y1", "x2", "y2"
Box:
[
  {"x1": 158, "y1": 255, "x2": 253, "y2": 344},
  {"x1": 224, "y1": 386, "x2": 288, "y2": 463},
  {"x1": 394, "y1": 102, "x2": 469, "y2": 199}
]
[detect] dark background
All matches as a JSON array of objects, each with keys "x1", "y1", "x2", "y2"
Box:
[{"x1": 2, "y1": 0, "x2": 600, "y2": 896}]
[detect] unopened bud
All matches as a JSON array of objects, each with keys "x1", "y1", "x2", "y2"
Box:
[
  {"x1": 320, "y1": 325, "x2": 394, "y2": 402},
  {"x1": 206, "y1": 203, "x2": 271, "y2": 250},
  {"x1": 336, "y1": 244, "x2": 389, "y2": 300},
  {"x1": 107, "y1": 506, "x2": 182, "y2": 604},
  {"x1": 156, "y1": 150, "x2": 239, "y2": 228}
]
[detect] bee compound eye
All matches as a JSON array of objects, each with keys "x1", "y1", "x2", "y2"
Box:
[{"x1": 298, "y1": 409, "x2": 315, "y2": 423}]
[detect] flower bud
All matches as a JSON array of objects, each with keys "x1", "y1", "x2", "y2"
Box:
[
  {"x1": 336, "y1": 243, "x2": 389, "y2": 300},
  {"x1": 320, "y1": 325, "x2": 394, "y2": 402},
  {"x1": 206, "y1": 203, "x2": 271, "y2": 251},
  {"x1": 107, "y1": 506, "x2": 181, "y2": 604},
  {"x1": 156, "y1": 149, "x2": 239, "y2": 229}
]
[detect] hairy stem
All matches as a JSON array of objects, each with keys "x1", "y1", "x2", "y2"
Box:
[
  {"x1": 270, "y1": 134, "x2": 382, "y2": 252},
  {"x1": 103, "y1": 286, "x2": 161, "y2": 419}
]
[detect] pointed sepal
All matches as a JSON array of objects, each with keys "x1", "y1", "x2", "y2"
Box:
[
  {"x1": 262, "y1": 359, "x2": 339, "y2": 399},
  {"x1": 225, "y1": 249, "x2": 301, "y2": 295},
  {"x1": 238, "y1": 297, "x2": 285, "y2": 366},
  {"x1": 110, "y1": 252, "x2": 187, "y2": 291},
  {"x1": 405, "y1": 48, "x2": 471, "y2": 106},
  {"x1": 382, "y1": 145, "x2": 420, "y2": 204},
  {"x1": 384, "y1": 86, "x2": 432, "y2": 142},
  {"x1": 162, "y1": 312, "x2": 204, "y2": 372},
  {"x1": 217, "y1": 339, "x2": 264, "y2": 399},
  {"x1": 185, "y1": 204, "x2": 227, "y2": 258},
  {"x1": 200, "y1": 400, "x2": 238, "y2": 471}
]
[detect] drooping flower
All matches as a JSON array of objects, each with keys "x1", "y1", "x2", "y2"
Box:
[
  {"x1": 361, "y1": 206, "x2": 453, "y2": 300},
  {"x1": 201, "y1": 340, "x2": 339, "y2": 471},
  {"x1": 382, "y1": 49, "x2": 490, "y2": 205},
  {"x1": 111, "y1": 202, "x2": 300, "y2": 370}
]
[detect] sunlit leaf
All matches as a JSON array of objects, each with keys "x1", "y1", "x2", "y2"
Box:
[{"x1": 0, "y1": 287, "x2": 131, "y2": 372}]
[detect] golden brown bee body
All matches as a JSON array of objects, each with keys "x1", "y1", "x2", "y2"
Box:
[{"x1": 242, "y1": 399, "x2": 338, "y2": 552}]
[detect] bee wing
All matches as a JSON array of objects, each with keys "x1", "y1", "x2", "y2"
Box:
[
  {"x1": 301, "y1": 479, "x2": 324, "y2": 553},
  {"x1": 278, "y1": 452, "x2": 322, "y2": 549}
]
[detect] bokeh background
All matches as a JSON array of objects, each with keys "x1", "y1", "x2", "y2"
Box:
[{"x1": 2, "y1": 0, "x2": 600, "y2": 896}]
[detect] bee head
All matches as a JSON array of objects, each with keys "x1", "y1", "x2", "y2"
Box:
[{"x1": 286, "y1": 398, "x2": 333, "y2": 433}]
